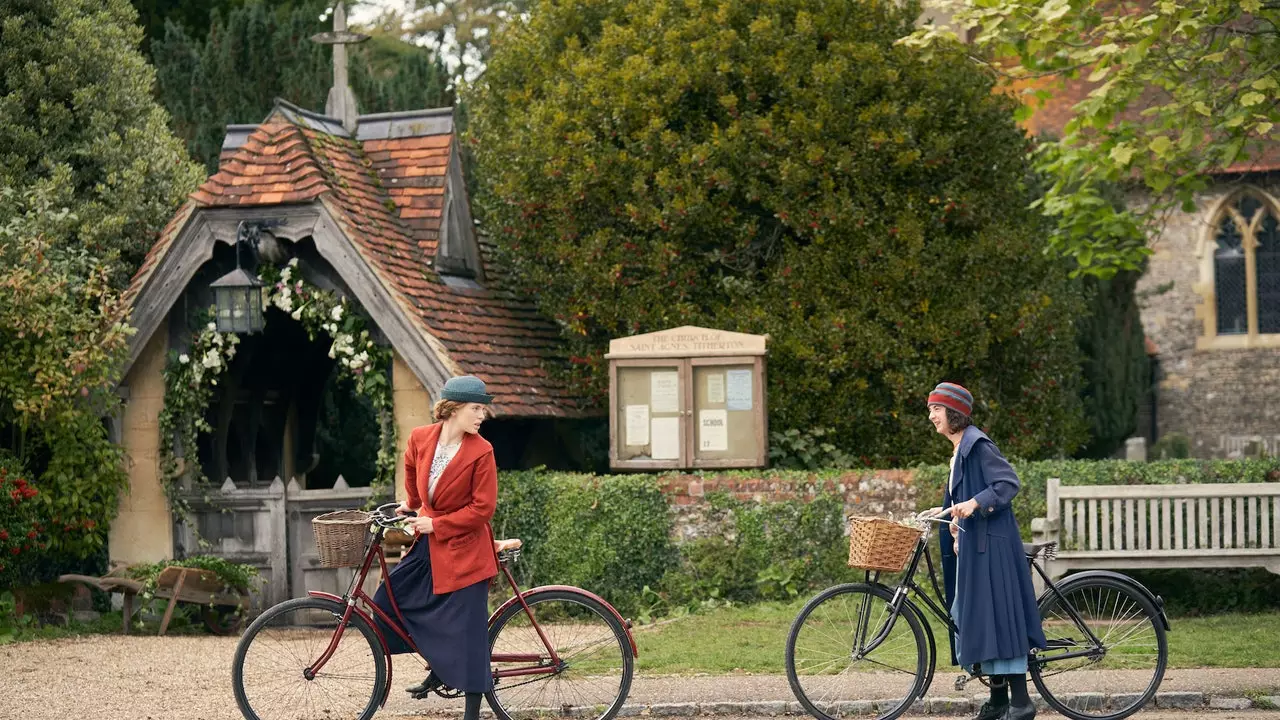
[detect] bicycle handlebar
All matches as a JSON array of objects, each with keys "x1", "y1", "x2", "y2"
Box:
[{"x1": 370, "y1": 502, "x2": 416, "y2": 529}]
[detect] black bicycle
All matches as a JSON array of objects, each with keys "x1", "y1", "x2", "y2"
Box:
[{"x1": 785, "y1": 516, "x2": 1170, "y2": 720}]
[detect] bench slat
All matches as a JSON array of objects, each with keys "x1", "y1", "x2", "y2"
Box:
[
  {"x1": 1174, "y1": 498, "x2": 1184, "y2": 550},
  {"x1": 1199, "y1": 498, "x2": 1209, "y2": 549},
  {"x1": 1259, "y1": 497, "x2": 1269, "y2": 545},
  {"x1": 1124, "y1": 499, "x2": 1135, "y2": 550},
  {"x1": 1088, "y1": 498, "x2": 1098, "y2": 550},
  {"x1": 1101, "y1": 500, "x2": 1111, "y2": 551},
  {"x1": 1059, "y1": 548, "x2": 1280, "y2": 559}
]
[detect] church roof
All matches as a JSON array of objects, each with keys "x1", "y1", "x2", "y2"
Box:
[
  {"x1": 1018, "y1": 77, "x2": 1280, "y2": 175},
  {"x1": 126, "y1": 100, "x2": 584, "y2": 419}
]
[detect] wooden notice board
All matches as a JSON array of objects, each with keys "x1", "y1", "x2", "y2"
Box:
[{"x1": 606, "y1": 326, "x2": 767, "y2": 470}]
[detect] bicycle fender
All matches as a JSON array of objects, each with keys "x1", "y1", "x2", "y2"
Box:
[
  {"x1": 1047, "y1": 572, "x2": 1171, "y2": 631},
  {"x1": 307, "y1": 590, "x2": 396, "y2": 707},
  {"x1": 490, "y1": 585, "x2": 639, "y2": 657}
]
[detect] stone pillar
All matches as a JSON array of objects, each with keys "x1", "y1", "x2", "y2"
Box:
[
  {"x1": 1125, "y1": 436, "x2": 1148, "y2": 462},
  {"x1": 109, "y1": 322, "x2": 174, "y2": 566}
]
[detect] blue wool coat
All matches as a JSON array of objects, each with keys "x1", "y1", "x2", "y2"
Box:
[{"x1": 938, "y1": 426, "x2": 1046, "y2": 669}]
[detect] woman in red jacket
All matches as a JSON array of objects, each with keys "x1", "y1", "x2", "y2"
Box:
[{"x1": 372, "y1": 375, "x2": 499, "y2": 720}]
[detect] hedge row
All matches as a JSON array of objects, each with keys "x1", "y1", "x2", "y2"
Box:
[
  {"x1": 914, "y1": 458, "x2": 1280, "y2": 541},
  {"x1": 494, "y1": 461, "x2": 1280, "y2": 618}
]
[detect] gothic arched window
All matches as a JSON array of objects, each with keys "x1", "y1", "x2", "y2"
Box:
[{"x1": 1203, "y1": 191, "x2": 1280, "y2": 344}]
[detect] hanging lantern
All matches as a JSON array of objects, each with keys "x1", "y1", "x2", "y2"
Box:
[{"x1": 210, "y1": 267, "x2": 265, "y2": 334}]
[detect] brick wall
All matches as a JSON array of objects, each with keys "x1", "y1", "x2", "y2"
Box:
[
  {"x1": 1138, "y1": 178, "x2": 1280, "y2": 457},
  {"x1": 657, "y1": 470, "x2": 920, "y2": 541}
]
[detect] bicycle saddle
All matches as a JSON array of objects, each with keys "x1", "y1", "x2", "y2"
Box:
[
  {"x1": 1022, "y1": 541, "x2": 1058, "y2": 560},
  {"x1": 494, "y1": 538, "x2": 523, "y2": 553}
]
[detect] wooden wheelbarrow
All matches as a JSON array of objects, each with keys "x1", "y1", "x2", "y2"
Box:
[{"x1": 58, "y1": 565, "x2": 250, "y2": 636}]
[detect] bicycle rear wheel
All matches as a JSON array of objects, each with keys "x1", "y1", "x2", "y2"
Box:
[
  {"x1": 487, "y1": 589, "x2": 634, "y2": 720},
  {"x1": 232, "y1": 597, "x2": 387, "y2": 720},
  {"x1": 786, "y1": 583, "x2": 929, "y2": 720},
  {"x1": 1031, "y1": 575, "x2": 1167, "y2": 720}
]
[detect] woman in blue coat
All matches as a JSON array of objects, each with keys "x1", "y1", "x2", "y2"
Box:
[{"x1": 925, "y1": 382, "x2": 1046, "y2": 720}]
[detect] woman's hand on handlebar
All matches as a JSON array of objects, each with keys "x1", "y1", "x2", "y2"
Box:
[
  {"x1": 408, "y1": 515, "x2": 434, "y2": 535},
  {"x1": 394, "y1": 501, "x2": 415, "y2": 517}
]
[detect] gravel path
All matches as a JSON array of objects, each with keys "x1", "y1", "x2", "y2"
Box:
[{"x1": 3, "y1": 635, "x2": 1278, "y2": 720}]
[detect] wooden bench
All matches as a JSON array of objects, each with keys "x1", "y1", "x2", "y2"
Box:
[
  {"x1": 58, "y1": 565, "x2": 250, "y2": 636},
  {"x1": 1031, "y1": 478, "x2": 1280, "y2": 581}
]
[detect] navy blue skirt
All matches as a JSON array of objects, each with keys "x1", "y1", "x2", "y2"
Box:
[{"x1": 372, "y1": 538, "x2": 494, "y2": 693}]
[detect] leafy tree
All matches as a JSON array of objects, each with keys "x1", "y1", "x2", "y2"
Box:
[
  {"x1": 0, "y1": 179, "x2": 132, "y2": 561},
  {"x1": 364, "y1": 0, "x2": 526, "y2": 81},
  {"x1": 903, "y1": 0, "x2": 1280, "y2": 277},
  {"x1": 153, "y1": 0, "x2": 454, "y2": 171},
  {"x1": 129, "y1": 0, "x2": 293, "y2": 56},
  {"x1": 468, "y1": 0, "x2": 1088, "y2": 464},
  {"x1": 0, "y1": 0, "x2": 205, "y2": 287},
  {"x1": 1076, "y1": 270, "x2": 1150, "y2": 458}
]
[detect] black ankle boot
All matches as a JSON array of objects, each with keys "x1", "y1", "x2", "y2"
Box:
[
  {"x1": 463, "y1": 692, "x2": 483, "y2": 720},
  {"x1": 998, "y1": 703, "x2": 1036, "y2": 720},
  {"x1": 406, "y1": 672, "x2": 442, "y2": 697},
  {"x1": 975, "y1": 700, "x2": 1009, "y2": 720}
]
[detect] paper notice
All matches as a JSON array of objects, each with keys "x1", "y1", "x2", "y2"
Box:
[
  {"x1": 706, "y1": 373, "x2": 726, "y2": 404},
  {"x1": 726, "y1": 369, "x2": 753, "y2": 411},
  {"x1": 625, "y1": 405, "x2": 650, "y2": 446},
  {"x1": 650, "y1": 416, "x2": 681, "y2": 460},
  {"x1": 650, "y1": 371, "x2": 679, "y2": 413},
  {"x1": 699, "y1": 409, "x2": 728, "y2": 452}
]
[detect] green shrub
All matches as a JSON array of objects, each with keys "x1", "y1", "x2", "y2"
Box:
[
  {"x1": 494, "y1": 470, "x2": 676, "y2": 615},
  {"x1": 655, "y1": 492, "x2": 859, "y2": 615}
]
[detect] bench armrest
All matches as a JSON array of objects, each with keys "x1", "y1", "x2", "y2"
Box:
[{"x1": 1031, "y1": 517, "x2": 1060, "y2": 544}]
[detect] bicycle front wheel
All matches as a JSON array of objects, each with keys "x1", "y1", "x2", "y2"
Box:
[
  {"x1": 786, "y1": 583, "x2": 929, "y2": 720},
  {"x1": 1031, "y1": 575, "x2": 1168, "y2": 720},
  {"x1": 232, "y1": 597, "x2": 387, "y2": 720},
  {"x1": 487, "y1": 589, "x2": 634, "y2": 720}
]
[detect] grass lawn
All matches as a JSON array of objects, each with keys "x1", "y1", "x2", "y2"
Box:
[{"x1": 632, "y1": 599, "x2": 1280, "y2": 674}]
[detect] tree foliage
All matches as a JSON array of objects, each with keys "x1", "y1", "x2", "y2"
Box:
[
  {"x1": 0, "y1": 181, "x2": 132, "y2": 561},
  {"x1": 468, "y1": 0, "x2": 1088, "y2": 464},
  {"x1": 0, "y1": 0, "x2": 205, "y2": 287},
  {"x1": 153, "y1": 0, "x2": 454, "y2": 171},
  {"x1": 364, "y1": 0, "x2": 527, "y2": 81},
  {"x1": 1076, "y1": 270, "x2": 1150, "y2": 458},
  {"x1": 903, "y1": 0, "x2": 1280, "y2": 277}
]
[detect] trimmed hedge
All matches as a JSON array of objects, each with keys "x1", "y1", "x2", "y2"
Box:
[
  {"x1": 492, "y1": 471, "x2": 677, "y2": 615},
  {"x1": 914, "y1": 458, "x2": 1280, "y2": 540}
]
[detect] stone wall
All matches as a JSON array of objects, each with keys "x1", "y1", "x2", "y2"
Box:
[
  {"x1": 1138, "y1": 178, "x2": 1280, "y2": 457},
  {"x1": 658, "y1": 470, "x2": 920, "y2": 541},
  {"x1": 109, "y1": 321, "x2": 174, "y2": 565}
]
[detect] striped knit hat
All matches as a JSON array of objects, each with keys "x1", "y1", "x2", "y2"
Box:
[{"x1": 927, "y1": 382, "x2": 973, "y2": 417}]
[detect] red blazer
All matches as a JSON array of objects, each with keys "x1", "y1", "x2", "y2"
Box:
[{"x1": 404, "y1": 423, "x2": 499, "y2": 594}]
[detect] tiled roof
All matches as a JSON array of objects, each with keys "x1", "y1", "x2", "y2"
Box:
[
  {"x1": 130, "y1": 102, "x2": 583, "y2": 418},
  {"x1": 1018, "y1": 76, "x2": 1280, "y2": 174},
  {"x1": 123, "y1": 200, "x2": 196, "y2": 309}
]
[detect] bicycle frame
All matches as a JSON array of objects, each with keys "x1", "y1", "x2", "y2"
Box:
[
  {"x1": 303, "y1": 525, "x2": 575, "y2": 708},
  {"x1": 854, "y1": 527, "x2": 1110, "y2": 671}
]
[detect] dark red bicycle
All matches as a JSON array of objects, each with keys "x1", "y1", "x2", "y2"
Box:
[{"x1": 231, "y1": 503, "x2": 637, "y2": 720}]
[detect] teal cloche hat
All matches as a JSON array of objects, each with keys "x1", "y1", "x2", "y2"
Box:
[{"x1": 441, "y1": 375, "x2": 493, "y2": 404}]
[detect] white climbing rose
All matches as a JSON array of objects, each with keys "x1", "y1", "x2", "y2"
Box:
[
  {"x1": 331, "y1": 304, "x2": 344, "y2": 321},
  {"x1": 179, "y1": 354, "x2": 190, "y2": 365}
]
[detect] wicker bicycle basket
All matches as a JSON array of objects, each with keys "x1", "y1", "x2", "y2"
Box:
[
  {"x1": 847, "y1": 516, "x2": 924, "y2": 572},
  {"x1": 312, "y1": 510, "x2": 372, "y2": 568}
]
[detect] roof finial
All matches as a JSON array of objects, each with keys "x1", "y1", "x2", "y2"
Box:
[{"x1": 311, "y1": 2, "x2": 369, "y2": 133}]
